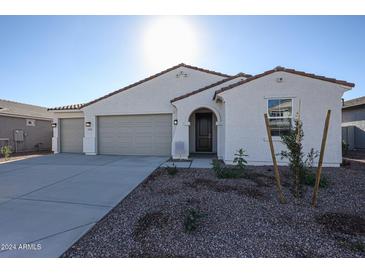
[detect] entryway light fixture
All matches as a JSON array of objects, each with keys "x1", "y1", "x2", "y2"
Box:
[
  {"x1": 174, "y1": 119, "x2": 178, "y2": 125},
  {"x1": 51, "y1": 123, "x2": 57, "y2": 128},
  {"x1": 85, "y1": 122, "x2": 92, "y2": 127}
]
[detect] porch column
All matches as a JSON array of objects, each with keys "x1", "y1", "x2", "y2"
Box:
[
  {"x1": 51, "y1": 117, "x2": 60, "y2": 153},
  {"x1": 83, "y1": 115, "x2": 97, "y2": 155},
  {"x1": 216, "y1": 121, "x2": 224, "y2": 159}
]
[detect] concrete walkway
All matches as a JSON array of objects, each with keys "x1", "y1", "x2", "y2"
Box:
[
  {"x1": 161, "y1": 157, "x2": 214, "y2": 169},
  {"x1": 0, "y1": 154, "x2": 167, "y2": 258}
]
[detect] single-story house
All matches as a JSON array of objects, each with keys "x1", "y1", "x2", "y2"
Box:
[
  {"x1": 0, "y1": 99, "x2": 52, "y2": 152},
  {"x1": 48, "y1": 63, "x2": 355, "y2": 167},
  {"x1": 342, "y1": 96, "x2": 365, "y2": 150}
]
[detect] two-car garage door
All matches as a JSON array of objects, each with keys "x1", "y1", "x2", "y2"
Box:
[{"x1": 98, "y1": 114, "x2": 172, "y2": 156}]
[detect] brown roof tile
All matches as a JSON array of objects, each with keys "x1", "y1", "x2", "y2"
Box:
[
  {"x1": 213, "y1": 66, "x2": 355, "y2": 99},
  {"x1": 170, "y1": 72, "x2": 252, "y2": 103},
  {"x1": 80, "y1": 63, "x2": 231, "y2": 109},
  {"x1": 47, "y1": 103, "x2": 84, "y2": 111}
]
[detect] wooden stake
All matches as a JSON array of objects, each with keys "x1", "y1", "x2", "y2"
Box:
[
  {"x1": 264, "y1": 113, "x2": 286, "y2": 204},
  {"x1": 312, "y1": 110, "x2": 331, "y2": 207}
]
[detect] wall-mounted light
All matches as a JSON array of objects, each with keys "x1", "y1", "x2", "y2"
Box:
[
  {"x1": 51, "y1": 123, "x2": 57, "y2": 128},
  {"x1": 85, "y1": 122, "x2": 92, "y2": 127},
  {"x1": 173, "y1": 119, "x2": 178, "y2": 125}
]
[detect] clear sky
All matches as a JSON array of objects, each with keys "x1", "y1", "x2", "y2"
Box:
[{"x1": 0, "y1": 16, "x2": 364, "y2": 108}]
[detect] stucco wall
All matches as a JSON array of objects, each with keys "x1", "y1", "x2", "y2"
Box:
[
  {"x1": 81, "y1": 67, "x2": 226, "y2": 155},
  {"x1": 0, "y1": 115, "x2": 52, "y2": 152},
  {"x1": 220, "y1": 71, "x2": 348, "y2": 167},
  {"x1": 172, "y1": 77, "x2": 245, "y2": 159}
]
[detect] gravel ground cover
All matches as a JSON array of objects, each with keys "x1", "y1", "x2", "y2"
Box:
[{"x1": 63, "y1": 161, "x2": 365, "y2": 258}]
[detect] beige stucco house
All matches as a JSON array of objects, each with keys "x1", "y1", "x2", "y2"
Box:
[{"x1": 48, "y1": 63, "x2": 354, "y2": 167}]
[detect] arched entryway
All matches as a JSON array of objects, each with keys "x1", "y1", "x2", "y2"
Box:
[{"x1": 188, "y1": 107, "x2": 218, "y2": 155}]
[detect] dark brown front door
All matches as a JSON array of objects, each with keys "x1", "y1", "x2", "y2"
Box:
[{"x1": 195, "y1": 113, "x2": 212, "y2": 152}]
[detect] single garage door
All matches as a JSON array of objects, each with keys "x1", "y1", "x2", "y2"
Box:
[
  {"x1": 60, "y1": 118, "x2": 84, "y2": 153},
  {"x1": 98, "y1": 114, "x2": 172, "y2": 156}
]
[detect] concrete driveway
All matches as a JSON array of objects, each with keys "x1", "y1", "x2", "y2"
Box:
[{"x1": 0, "y1": 154, "x2": 167, "y2": 258}]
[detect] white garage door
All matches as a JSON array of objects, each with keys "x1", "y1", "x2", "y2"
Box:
[
  {"x1": 60, "y1": 118, "x2": 84, "y2": 153},
  {"x1": 98, "y1": 114, "x2": 172, "y2": 156}
]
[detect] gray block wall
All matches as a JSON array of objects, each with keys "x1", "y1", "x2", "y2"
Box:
[{"x1": 0, "y1": 115, "x2": 52, "y2": 152}]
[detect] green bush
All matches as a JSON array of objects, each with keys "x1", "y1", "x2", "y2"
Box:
[
  {"x1": 184, "y1": 208, "x2": 205, "y2": 233},
  {"x1": 303, "y1": 172, "x2": 329, "y2": 188},
  {"x1": 233, "y1": 148, "x2": 248, "y2": 170},
  {"x1": 0, "y1": 145, "x2": 12, "y2": 161},
  {"x1": 166, "y1": 164, "x2": 178, "y2": 176},
  {"x1": 211, "y1": 159, "x2": 241, "y2": 179}
]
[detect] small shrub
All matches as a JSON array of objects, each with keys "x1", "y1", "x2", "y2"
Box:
[
  {"x1": 303, "y1": 172, "x2": 329, "y2": 188},
  {"x1": 166, "y1": 163, "x2": 177, "y2": 176},
  {"x1": 0, "y1": 145, "x2": 12, "y2": 161},
  {"x1": 211, "y1": 159, "x2": 241, "y2": 179},
  {"x1": 184, "y1": 208, "x2": 205, "y2": 233},
  {"x1": 280, "y1": 114, "x2": 305, "y2": 197},
  {"x1": 233, "y1": 148, "x2": 248, "y2": 170}
]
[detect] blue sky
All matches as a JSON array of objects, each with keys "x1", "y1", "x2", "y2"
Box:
[{"x1": 0, "y1": 16, "x2": 364, "y2": 108}]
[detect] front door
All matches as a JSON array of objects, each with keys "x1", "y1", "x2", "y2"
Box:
[{"x1": 195, "y1": 113, "x2": 212, "y2": 152}]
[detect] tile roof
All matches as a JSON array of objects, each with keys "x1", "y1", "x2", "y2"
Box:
[
  {"x1": 47, "y1": 104, "x2": 84, "y2": 111},
  {"x1": 170, "y1": 72, "x2": 252, "y2": 103},
  {"x1": 343, "y1": 96, "x2": 365, "y2": 109},
  {"x1": 80, "y1": 63, "x2": 231, "y2": 109},
  {"x1": 0, "y1": 99, "x2": 52, "y2": 120},
  {"x1": 213, "y1": 66, "x2": 355, "y2": 99}
]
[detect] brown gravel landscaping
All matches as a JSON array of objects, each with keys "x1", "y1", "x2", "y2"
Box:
[{"x1": 62, "y1": 160, "x2": 365, "y2": 258}]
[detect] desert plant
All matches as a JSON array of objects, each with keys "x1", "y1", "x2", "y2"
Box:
[
  {"x1": 211, "y1": 159, "x2": 241, "y2": 179},
  {"x1": 303, "y1": 172, "x2": 328, "y2": 188},
  {"x1": 233, "y1": 148, "x2": 248, "y2": 170},
  {"x1": 304, "y1": 148, "x2": 319, "y2": 169},
  {"x1": 302, "y1": 148, "x2": 329, "y2": 188},
  {"x1": 166, "y1": 163, "x2": 178, "y2": 175},
  {"x1": 184, "y1": 208, "x2": 205, "y2": 233},
  {"x1": 280, "y1": 113, "x2": 305, "y2": 198},
  {"x1": 280, "y1": 115, "x2": 329, "y2": 196},
  {"x1": 0, "y1": 145, "x2": 12, "y2": 161}
]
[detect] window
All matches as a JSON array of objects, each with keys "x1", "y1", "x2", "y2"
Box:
[{"x1": 267, "y1": 98, "x2": 293, "y2": 136}]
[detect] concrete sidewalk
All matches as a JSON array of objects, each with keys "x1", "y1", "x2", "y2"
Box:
[
  {"x1": 0, "y1": 154, "x2": 167, "y2": 258},
  {"x1": 160, "y1": 157, "x2": 214, "y2": 169}
]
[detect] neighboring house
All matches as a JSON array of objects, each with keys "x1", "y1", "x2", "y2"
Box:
[
  {"x1": 48, "y1": 63, "x2": 354, "y2": 167},
  {"x1": 0, "y1": 99, "x2": 53, "y2": 153},
  {"x1": 342, "y1": 96, "x2": 365, "y2": 150}
]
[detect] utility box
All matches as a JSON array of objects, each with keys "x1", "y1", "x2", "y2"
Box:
[{"x1": 14, "y1": 129, "x2": 24, "y2": 142}]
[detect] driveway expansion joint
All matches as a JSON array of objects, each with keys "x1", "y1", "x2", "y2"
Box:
[{"x1": 14, "y1": 197, "x2": 112, "y2": 208}]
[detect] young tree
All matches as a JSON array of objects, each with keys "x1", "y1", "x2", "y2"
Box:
[{"x1": 280, "y1": 113, "x2": 305, "y2": 198}]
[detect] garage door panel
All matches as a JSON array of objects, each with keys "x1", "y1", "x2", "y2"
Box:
[
  {"x1": 98, "y1": 114, "x2": 172, "y2": 156},
  {"x1": 60, "y1": 118, "x2": 84, "y2": 153}
]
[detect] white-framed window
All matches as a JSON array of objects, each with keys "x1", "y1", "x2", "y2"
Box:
[{"x1": 267, "y1": 98, "x2": 293, "y2": 137}]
